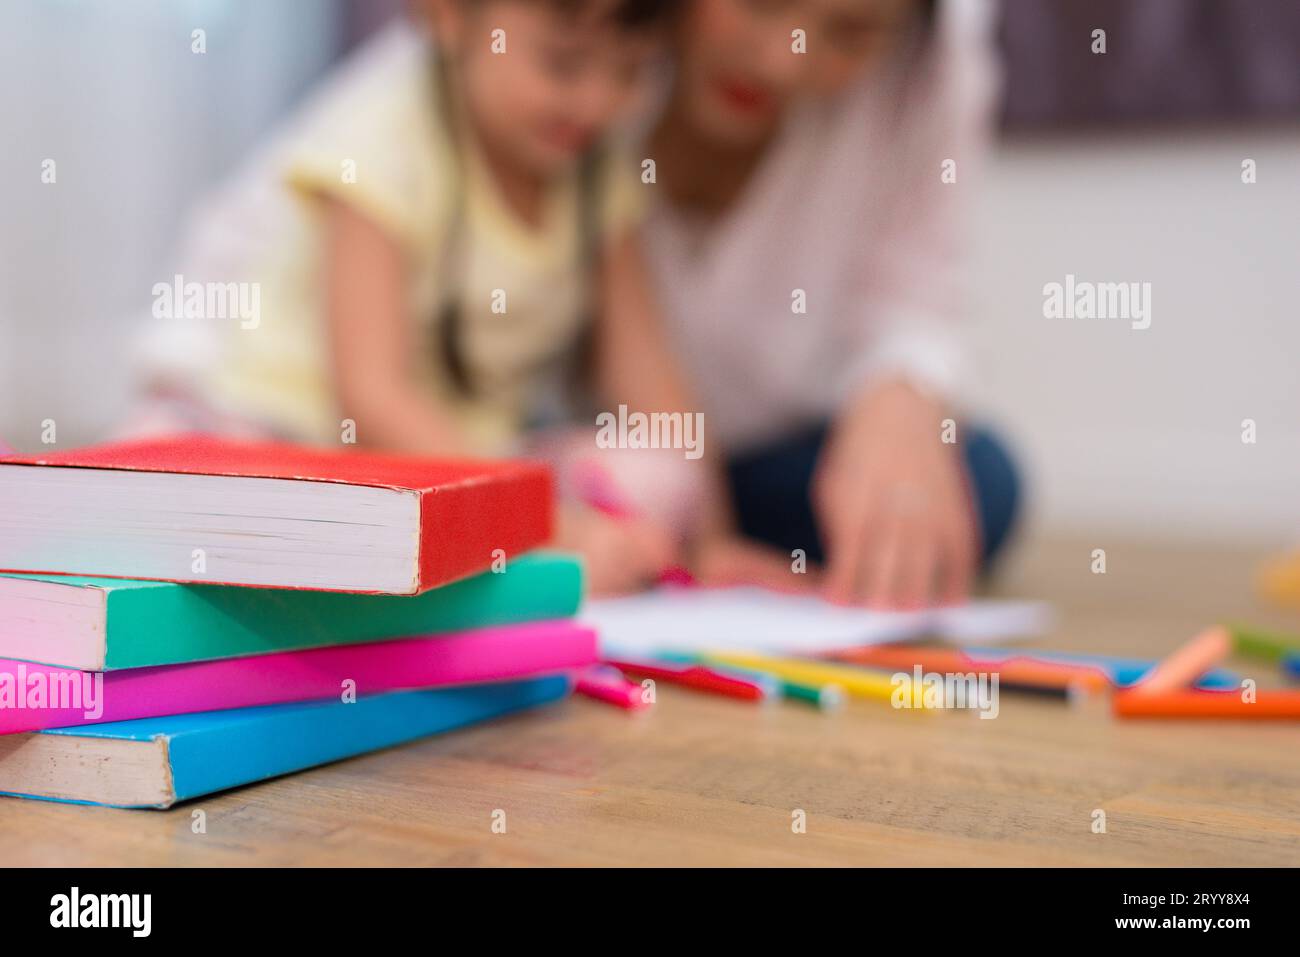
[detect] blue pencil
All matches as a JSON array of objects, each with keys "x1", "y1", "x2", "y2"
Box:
[{"x1": 1282, "y1": 653, "x2": 1300, "y2": 681}]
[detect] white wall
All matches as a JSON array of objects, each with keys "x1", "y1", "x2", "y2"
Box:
[
  {"x1": 1, "y1": 7, "x2": 1295, "y2": 543},
  {"x1": 0, "y1": 1, "x2": 340, "y2": 450},
  {"x1": 968, "y1": 126, "x2": 1300, "y2": 544}
]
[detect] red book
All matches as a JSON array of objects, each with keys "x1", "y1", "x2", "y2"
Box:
[{"x1": 0, "y1": 435, "x2": 552, "y2": 594}]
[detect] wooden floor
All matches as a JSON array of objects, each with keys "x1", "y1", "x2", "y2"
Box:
[{"x1": 2, "y1": 537, "x2": 1298, "y2": 866}]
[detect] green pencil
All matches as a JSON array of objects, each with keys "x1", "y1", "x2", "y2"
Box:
[
  {"x1": 777, "y1": 678, "x2": 846, "y2": 710},
  {"x1": 657, "y1": 652, "x2": 845, "y2": 710},
  {"x1": 1230, "y1": 625, "x2": 1300, "y2": 662}
]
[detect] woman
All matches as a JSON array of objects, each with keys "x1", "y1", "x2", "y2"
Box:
[{"x1": 639, "y1": 0, "x2": 1019, "y2": 608}]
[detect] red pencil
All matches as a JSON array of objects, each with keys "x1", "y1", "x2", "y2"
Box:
[{"x1": 604, "y1": 658, "x2": 768, "y2": 701}]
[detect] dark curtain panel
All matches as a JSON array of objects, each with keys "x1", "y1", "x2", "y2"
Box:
[{"x1": 999, "y1": 0, "x2": 1300, "y2": 128}]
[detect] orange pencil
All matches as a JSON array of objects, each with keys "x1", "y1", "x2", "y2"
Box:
[
  {"x1": 832, "y1": 647, "x2": 969, "y2": 671},
  {"x1": 832, "y1": 647, "x2": 1109, "y2": 693},
  {"x1": 1130, "y1": 626, "x2": 1232, "y2": 695},
  {"x1": 1114, "y1": 688, "x2": 1300, "y2": 720}
]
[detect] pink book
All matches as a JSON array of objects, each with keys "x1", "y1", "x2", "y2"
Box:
[{"x1": 0, "y1": 619, "x2": 595, "y2": 734}]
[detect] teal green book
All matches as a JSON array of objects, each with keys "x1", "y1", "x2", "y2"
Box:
[{"x1": 0, "y1": 551, "x2": 581, "y2": 671}]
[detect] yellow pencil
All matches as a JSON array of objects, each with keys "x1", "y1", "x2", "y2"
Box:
[{"x1": 699, "y1": 651, "x2": 923, "y2": 707}]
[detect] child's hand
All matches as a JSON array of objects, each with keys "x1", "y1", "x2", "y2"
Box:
[
  {"x1": 813, "y1": 380, "x2": 977, "y2": 609},
  {"x1": 692, "y1": 535, "x2": 822, "y2": 594},
  {"x1": 556, "y1": 503, "x2": 681, "y2": 598}
]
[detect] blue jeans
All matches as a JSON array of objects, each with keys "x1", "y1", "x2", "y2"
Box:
[{"x1": 724, "y1": 425, "x2": 1021, "y2": 569}]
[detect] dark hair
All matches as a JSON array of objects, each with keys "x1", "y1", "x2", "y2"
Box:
[
  {"x1": 434, "y1": 1, "x2": 678, "y2": 403},
  {"x1": 521, "y1": 0, "x2": 682, "y2": 30}
]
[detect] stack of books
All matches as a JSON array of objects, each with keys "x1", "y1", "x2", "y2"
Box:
[{"x1": 0, "y1": 435, "x2": 594, "y2": 808}]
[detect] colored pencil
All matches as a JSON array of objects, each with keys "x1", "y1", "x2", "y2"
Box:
[
  {"x1": 1230, "y1": 625, "x2": 1300, "y2": 662},
  {"x1": 604, "y1": 658, "x2": 770, "y2": 702},
  {"x1": 1114, "y1": 688, "x2": 1300, "y2": 720},
  {"x1": 576, "y1": 666, "x2": 649, "y2": 710},
  {"x1": 852, "y1": 662, "x2": 1078, "y2": 700},
  {"x1": 1258, "y1": 552, "x2": 1300, "y2": 609},
  {"x1": 653, "y1": 652, "x2": 843, "y2": 708},
  {"x1": 1129, "y1": 626, "x2": 1231, "y2": 695},
  {"x1": 951, "y1": 647, "x2": 1241, "y2": 690},
  {"x1": 697, "y1": 652, "x2": 908, "y2": 705},
  {"x1": 779, "y1": 680, "x2": 846, "y2": 709},
  {"x1": 1282, "y1": 653, "x2": 1300, "y2": 680},
  {"x1": 831, "y1": 646, "x2": 1109, "y2": 693}
]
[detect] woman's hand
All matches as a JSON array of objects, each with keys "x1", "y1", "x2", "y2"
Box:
[{"x1": 813, "y1": 380, "x2": 977, "y2": 609}]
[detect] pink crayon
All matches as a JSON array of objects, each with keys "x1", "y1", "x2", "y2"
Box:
[{"x1": 575, "y1": 665, "x2": 650, "y2": 710}]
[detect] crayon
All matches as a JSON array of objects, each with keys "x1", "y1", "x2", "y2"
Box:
[
  {"x1": 604, "y1": 658, "x2": 771, "y2": 702},
  {"x1": 576, "y1": 666, "x2": 649, "y2": 710},
  {"x1": 1284, "y1": 653, "x2": 1300, "y2": 680},
  {"x1": 952, "y1": 648, "x2": 1240, "y2": 690},
  {"x1": 832, "y1": 646, "x2": 1108, "y2": 693},
  {"x1": 1130, "y1": 626, "x2": 1231, "y2": 695},
  {"x1": 1114, "y1": 688, "x2": 1300, "y2": 720},
  {"x1": 653, "y1": 652, "x2": 843, "y2": 708},
  {"x1": 1230, "y1": 625, "x2": 1300, "y2": 662},
  {"x1": 697, "y1": 652, "x2": 907, "y2": 705},
  {"x1": 1258, "y1": 552, "x2": 1300, "y2": 609}
]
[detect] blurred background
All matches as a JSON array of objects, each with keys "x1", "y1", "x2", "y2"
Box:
[{"x1": 1, "y1": 0, "x2": 1297, "y2": 545}]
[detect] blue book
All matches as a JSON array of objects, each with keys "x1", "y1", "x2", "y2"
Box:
[{"x1": 0, "y1": 676, "x2": 570, "y2": 809}]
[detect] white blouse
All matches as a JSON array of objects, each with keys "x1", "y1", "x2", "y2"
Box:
[{"x1": 641, "y1": 0, "x2": 999, "y2": 453}]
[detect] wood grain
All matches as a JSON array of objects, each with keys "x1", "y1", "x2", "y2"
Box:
[{"x1": 2, "y1": 536, "x2": 1297, "y2": 866}]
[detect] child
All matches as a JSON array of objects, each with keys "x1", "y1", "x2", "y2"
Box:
[{"x1": 135, "y1": 1, "x2": 699, "y2": 594}]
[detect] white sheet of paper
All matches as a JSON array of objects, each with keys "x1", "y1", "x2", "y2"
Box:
[{"x1": 583, "y1": 587, "x2": 1053, "y2": 658}]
